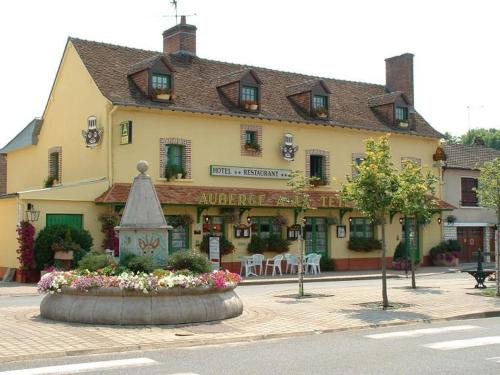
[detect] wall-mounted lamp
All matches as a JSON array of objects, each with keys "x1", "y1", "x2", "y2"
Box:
[
  {"x1": 399, "y1": 217, "x2": 404, "y2": 225},
  {"x1": 247, "y1": 216, "x2": 252, "y2": 224},
  {"x1": 437, "y1": 217, "x2": 442, "y2": 225},
  {"x1": 302, "y1": 217, "x2": 307, "y2": 225},
  {"x1": 204, "y1": 216, "x2": 210, "y2": 224},
  {"x1": 26, "y1": 203, "x2": 40, "y2": 222},
  {"x1": 348, "y1": 217, "x2": 352, "y2": 223}
]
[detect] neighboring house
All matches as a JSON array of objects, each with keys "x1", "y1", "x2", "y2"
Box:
[
  {"x1": 0, "y1": 17, "x2": 453, "y2": 277},
  {"x1": 0, "y1": 154, "x2": 6, "y2": 194},
  {"x1": 442, "y1": 141, "x2": 500, "y2": 262}
]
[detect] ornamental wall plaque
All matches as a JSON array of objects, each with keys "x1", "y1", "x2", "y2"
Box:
[
  {"x1": 81, "y1": 116, "x2": 104, "y2": 148},
  {"x1": 280, "y1": 133, "x2": 298, "y2": 161}
]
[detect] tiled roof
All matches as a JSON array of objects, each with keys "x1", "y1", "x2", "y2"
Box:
[
  {"x1": 70, "y1": 38, "x2": 443, "y2": 139},
  {"x1": 367, "y1": 91, "x2": 407, "y2": 107},
  {"x1": 95, "y1": 183, "x2": 455, "y2": 210},
  {"x1": 443, "y1": 144, "x2": 500, "y2": 170},
  {"x1": 286, "y1": 79, "x2": 331, "y2": 96}
]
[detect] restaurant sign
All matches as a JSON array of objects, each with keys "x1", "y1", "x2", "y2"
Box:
[{"x1": 210, "y1": 165, "x2": 291, "y2": 180}]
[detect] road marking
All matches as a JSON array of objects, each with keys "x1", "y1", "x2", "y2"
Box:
[
  {"x1": 486, "y1": 357, "x2": 500, "y2": 363},
  {"x1": 425, "y1": 336, "x2": 500, "y2": 350},
  {"x1": 365, "y1": 325, "x2": 479, "y2": 339},
  {"x1": 0, "y1": 357, "x2": 158, "y2": 375}
]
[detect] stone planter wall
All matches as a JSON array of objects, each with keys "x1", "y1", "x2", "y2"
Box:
[
  {"x1": 40, "y1": 286, "x2": 243, "y2": 325},
  {"x1": 431, "y1": 256, "x2": 459, "y2": 267}
]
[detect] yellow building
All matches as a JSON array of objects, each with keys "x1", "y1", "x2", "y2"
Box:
[{"x1": 0, "y1": 17, "x2": 453, "y2": 277}]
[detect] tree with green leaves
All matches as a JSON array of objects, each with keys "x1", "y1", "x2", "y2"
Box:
[
  {"x1": 443, "y1": 131, "x2": 459, "y2": 145},
  {"x1": 460, "y1": 128, "x2": 500, "y2": 149},
  {"x1": 341, "y1": 135, "x2": 397, "y2": 308},
  {"x1": 475, "y1": 157, "x2": 500, "y2": 296},
  {"x1": 285, "y1": 170, "x2": 316, "y2": 297},
  {"x1": 393, "y1": 160, "x2": 439, "y2": 289}
]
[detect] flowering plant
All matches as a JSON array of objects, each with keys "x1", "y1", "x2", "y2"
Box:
[
  {"x1": 37, "y1": 269, "x2": 241, "y2": 294},
  {"x1": 16, "y1": 221, "x2": 36, "y2": 270}
]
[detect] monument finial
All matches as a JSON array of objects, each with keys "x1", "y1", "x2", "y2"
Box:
[{"x1": 137, "y1": 160, "x2": 149, "y2": 174}]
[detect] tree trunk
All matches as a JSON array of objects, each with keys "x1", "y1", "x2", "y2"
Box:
[
  {"x1": 381, "y1": 222, "x2": 389, "y2": 308},
  {"x1": 411, "y1": 220, "x2": 417, "y2": 289},
  {"x1": 298, "y1": 228, "x2": 305, "y2": 297}
]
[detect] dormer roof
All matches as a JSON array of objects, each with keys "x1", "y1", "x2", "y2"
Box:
[
  {"x1": 286, "y1": 79, "x2": 331, "y2": 97},
  {"x1": 368, "y1": 91, "x2": 410, "y2": 107},
  {"x1": 215, "y1": 69, "x2": 262, "y2": 88}
]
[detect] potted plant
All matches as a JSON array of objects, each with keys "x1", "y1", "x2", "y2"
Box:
[
  {"x1": 176, "y1": 167, "x2": 185, "y2": 180},
  {"x1": 241, "y1": 100, "x2": 259, "y2": 111},
  {"x1": 314, "y1": 107, "x2": 328, "y2": 119},
  {"x1": 51, "y1": 230, "x2": 80, "y2": 261},
  {"x1": 399, "y1": 120, "x2": 409, "y2": 128},
  {"x1": 154, "y1": 88, "x2": 172, "y2": 100},
  {"x1": 165, "y1": 164, "x2": 182, "y2": 181},
  {"x1": 429, "y1": 240, "x2": 462, "y2": 266},
  {"x1": 244, "y1": 141, "x2": 261, "y2": 152},
  {"x1": 310, "y1": 177, "x2": 326, "y2": 187},
  {"x1": 44, "y1": 176, "x2": 57, "y2": 188},
  {"x1": 446, "y1": 215, "x2": 457, "y2": 224}
]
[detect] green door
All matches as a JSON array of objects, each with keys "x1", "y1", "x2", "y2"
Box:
[
  {"x1": 305, "y1": 217, "x2": 328, "y2": 257},
  {"x1": 404, "y1": 218, "x2": 420, "y2": 263},
  {"x1": 46, "y1": 214, "x2": 83, "y2": 230}
]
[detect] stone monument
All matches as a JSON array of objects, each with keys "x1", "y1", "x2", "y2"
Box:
[{"x1": 115, "y1": 160, "x2": 171, "y2": 266}]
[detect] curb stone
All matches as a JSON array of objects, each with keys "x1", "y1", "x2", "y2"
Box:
[{"x1": 1, "y1": 309, "x2": 500, "y2": 364}]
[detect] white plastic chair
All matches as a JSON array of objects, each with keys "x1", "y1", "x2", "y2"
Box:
[
  {"x1": 306, "y1": 254, "x2": 322, "y2": 275},
  {"x1": 264, "y1": 254, "x2": 284, "y2": 276},
  {"x1": 239, "y1": 256, "x2": 256, "y2": 277},
  {"x1": 285, "y1": 254, "x2": 299, "y2": 274},
  {"x1": 303, "y1": 253, "x2": 317, "y2": 274},
  {"x1": 252, "y1": 254, "x2": 265, "y2": 275}
]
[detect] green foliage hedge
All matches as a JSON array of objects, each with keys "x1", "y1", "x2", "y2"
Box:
[
  {"x1": 347, "y1": 238, "x2": 382, "y2": 252},
  {"x1": 77, "y1": 250, "x2": 111, "y2": 272},
  {"x1": 34, "y1": 224, "x2": 93, "y2": 271},
  {"x1": 200, "y1": 235, "x2": 235, "y2": 256},
  {"x1": 429, "y1": 240, "x2": 463, "y2": 257},
  {"x1": 167, "y1": 250, "x2": 212, "y2": 274},
  {"x1": 247, "y1": 235, "x2": 290, "y2": 254}
]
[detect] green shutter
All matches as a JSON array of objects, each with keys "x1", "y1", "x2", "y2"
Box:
[
  {"x1": 46, "y1": 214, "x2": 83, "y2": 230},
  {"x1": 167, "y1": 145, "x2": 184, "y2": 169}
]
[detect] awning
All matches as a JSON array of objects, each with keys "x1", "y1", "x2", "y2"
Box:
[{"x1": 95, "y1": 183, "x2": 455, "y2": 211}]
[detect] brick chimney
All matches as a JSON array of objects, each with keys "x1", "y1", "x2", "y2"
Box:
[
  {"x1": 162, "y1": 15, "x2": 197, "y2": 56},
  {"x1": 385, "y1": 53, "x2": 414, "y2": 106}
]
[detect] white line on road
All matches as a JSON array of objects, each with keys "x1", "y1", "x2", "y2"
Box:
[
  {"x1": 486, "y1": 357, "x2": 500, "y2": 363},
  {"x1": 365, "y1": 325, "x2": 479, "y2": 339},
  {"x1": 425, "y1": 336, "x2": 500, "y2": 350},
  {"x1": 0, "y1": 357, "x2": 158, "y2": 375}
]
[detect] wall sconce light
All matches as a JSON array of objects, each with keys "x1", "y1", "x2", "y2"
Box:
[
  {"x1": 26, "y1": 203, "x2": 40, "y2": 222},
  {"x1": 437, "y1": 217, "x2": 442, "y2": 225},
  {"x1": 204, "y1": 216, "x2": 209, "y2": 224},
  {"x1": 399, "y1": 217, "x2": 404, "y2": 225},
  {"x1": 302, "y1": 217, "x2": 307, "y2": 225},
  {"x1": 247, "y1": 216, "x2": 252, "y2": 224},
  {"x1": 348, "y1": 217, "x2": 352, "y2": 223}
]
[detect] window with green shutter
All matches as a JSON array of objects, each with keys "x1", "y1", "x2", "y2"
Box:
[
  {"x1": 350, "y1": 217, "x2": 374, "y2": 239},
  {"x1": 251, "y1": 217, "x2": 282, "y2": 239},
  {"x1": 313, "y1": 95, "x2": 327, "y2": 110},
  {"x1": 310, "y1": 155, "x2": 324, "y2": 180},
  {"x1": 245, "y1": 130, "x2": 257, "y2": 145},
  {"x1": 167, "y1": 145, "x2": 184, "y2": 169},
  {"x1": 396, "y1": 107, "x2": 408, "y2": 122}
]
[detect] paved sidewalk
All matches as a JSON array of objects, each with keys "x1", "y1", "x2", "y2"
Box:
[{"x1": 0, "y1": 275, "x2": 499, "y2": 364}]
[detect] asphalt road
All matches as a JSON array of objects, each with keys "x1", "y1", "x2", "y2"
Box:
[{"x1": 1, "y1": 317, "x2": 500, "y2": 374}]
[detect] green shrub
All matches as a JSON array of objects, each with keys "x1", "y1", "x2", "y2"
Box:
[
  {"x1": 77, "y1": 250, "x2": 111, "y2": 272},
  {"x1": 247, "y1": 235, "x2": 267, "y2": 254},
  {"x1": 347, "y1": 238, "x2": 382, "y2": 252},
  {"x1": 120, "y1": 254, "x2": 155, "y2": 274},
  {"x1": 393, "y1": 241, "x2": 407, "y2": 261},
  {"x1": 168, "y1": 250, "x2": 212, "y2": 274},
  {"x1": 200, "y1": 235, "x2": 235, "y2": 256},
  {"x1": 266, "y1": 235, "x2": 290, "y2": 253},
  {"x1": 320, "y1": 257, "x2": 335, "y2": 271},
  {"x1": 34, "y1": 224, "x2": 93, "y2": 271},
  {"x1": 429, "y1": 240, "x2": 463, "y2": 257}
]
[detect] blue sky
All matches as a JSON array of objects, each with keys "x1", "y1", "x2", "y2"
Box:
[{"x1": 1, "y1": 0, "x2": 498, "y2": 148}]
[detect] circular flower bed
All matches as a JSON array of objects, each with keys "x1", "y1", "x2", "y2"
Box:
[{"x1": 38, "y1": 270, "x2": 243, "y2": 325}]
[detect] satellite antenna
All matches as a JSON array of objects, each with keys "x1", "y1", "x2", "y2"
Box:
[{"x1": 163, "y1": 0, "x2": 197, "y2": 25}]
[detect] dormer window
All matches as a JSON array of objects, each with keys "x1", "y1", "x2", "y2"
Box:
[
  {"x1": 396, "y1": 106, "x2": 408, "y2": 123},
  {"x1": 313, "y1": 95, "x2": 328, "y2": 118},
  {"x1": 152, "y1": 73, "x2": 172, "y2": 100},
  {"x1": 241, "y1": 85, "x2": 259, "y2": 111}
]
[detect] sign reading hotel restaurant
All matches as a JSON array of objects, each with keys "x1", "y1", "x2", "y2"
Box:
[{"x1": 210, "y1": 165, "x2": 291, "y2": 179}]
